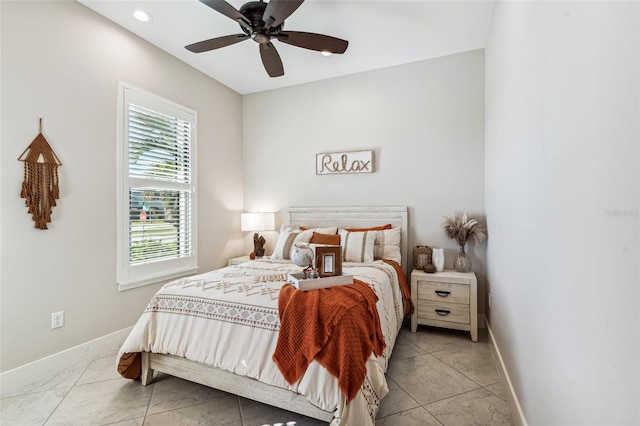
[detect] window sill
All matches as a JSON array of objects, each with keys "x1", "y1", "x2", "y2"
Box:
[{"x1": 118, "y1": 265, "x2": 199, "y2": 292}]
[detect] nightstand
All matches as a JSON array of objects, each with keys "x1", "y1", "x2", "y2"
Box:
[
  {"x1": 228, "y1": 255, "x2": 251, "y2": 266},
  {"x1": 411, "y1": 269, "x2": 478, "y2": 341}
]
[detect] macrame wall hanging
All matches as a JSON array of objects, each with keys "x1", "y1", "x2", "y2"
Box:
[{"x1": 18, "y1": 119, "x2": 62, "y2": 230}]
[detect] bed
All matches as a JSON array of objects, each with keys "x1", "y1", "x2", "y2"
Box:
[{"x1": 117, "y1": 206, "x2": 409, "y2": 425}]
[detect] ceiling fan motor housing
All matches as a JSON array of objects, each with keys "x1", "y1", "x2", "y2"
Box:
[{"x1": 239, "y1": 1, "x2": 283, "y2": 44}]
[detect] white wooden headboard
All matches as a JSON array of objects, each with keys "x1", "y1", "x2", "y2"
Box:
[{"x1": 287, "y1": 206, "x2": 409, "y2": 276}]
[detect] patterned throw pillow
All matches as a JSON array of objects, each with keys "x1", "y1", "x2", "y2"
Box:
[
  {"x1": 339, "y1": 229, "x2": 376, "y2": 263},
  {"x1": 339, "y1": 224, "x2": 402, "y2": 265},
  {"x1": 271, "y1": 226, "x2": 312, "y2": 260}
]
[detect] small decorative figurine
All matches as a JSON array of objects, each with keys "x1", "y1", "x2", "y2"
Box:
[{"x1": 253, "y1": 233, "x2": 266, "y2": 258}]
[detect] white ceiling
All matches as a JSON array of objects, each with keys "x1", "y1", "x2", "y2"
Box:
[{"x1": 78, "y1": 0, "x2": 495, "y2": 95}]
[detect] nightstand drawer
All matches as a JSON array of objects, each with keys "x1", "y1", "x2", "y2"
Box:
[
  {"x1": 417, "y1": 281, "x2": 469, "y2": 305},
  {"x1": 417, "y1": 301, "x2": 470, "y2": 324}
]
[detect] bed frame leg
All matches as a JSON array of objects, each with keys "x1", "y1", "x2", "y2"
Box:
[{"x1": 140, "y1": 352, "x2": 154, "y2": 385}]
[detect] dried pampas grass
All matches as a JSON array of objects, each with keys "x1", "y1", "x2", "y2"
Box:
[{"x1": 443, "y1": 212, "x2": 486, "y2": 247}]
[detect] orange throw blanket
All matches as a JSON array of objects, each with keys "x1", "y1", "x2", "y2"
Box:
[
  {"x1": 382, "y1": 259, "x2": 414, "y2": 316},
  {"x1": 273, "y1": 280, "x2": 386, "y2": 402}
]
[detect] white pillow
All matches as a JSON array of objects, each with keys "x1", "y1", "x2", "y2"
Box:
[
  {"x1": 299, "y1": 226, "x2": 338, "y2": 235},
  {"x1": 339, "y1": 229, "x2": 376, "y2": 263},
  {"x1": 271, "y1": 225, "x2": 313, "y2": 259},
  {"x1": 373, "y1": 227, "x2": 402, "y2": 265}
]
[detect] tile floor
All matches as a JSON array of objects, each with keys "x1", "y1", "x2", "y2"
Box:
[{"x1": 1, "y1": 324, "x2": 514, "y2": 425}]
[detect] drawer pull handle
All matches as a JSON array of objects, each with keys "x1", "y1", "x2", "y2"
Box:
[
  {"x1": 435, "y1": 309, "x2": 451, "y2": 316},
  {"x1": 435, "y1": 290, "x2": 451, "y2": 297}
]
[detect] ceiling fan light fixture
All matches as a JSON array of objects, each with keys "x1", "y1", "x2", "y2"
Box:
[
  {"x1": 132, "y1": 9, "x2": 152, "y2": 22},
  {"x1": 320, "y1": 50, "x2": 332, "y2": 57}
]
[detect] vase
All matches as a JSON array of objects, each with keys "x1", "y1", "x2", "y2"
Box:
[
  {"x1": 453, "y1": 244, "x2": 471, "y2": 272},
  {"x1": 432, "y1": 248, "x2": 445, "y2": 272}
]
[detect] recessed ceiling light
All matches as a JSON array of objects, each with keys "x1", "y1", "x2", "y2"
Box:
[
  {"x1": 320, "y1": 51, "x2": 332, "y2": 57},
  {"x1": 132, "y1": 10, "x2": 152, "y2": 22}
]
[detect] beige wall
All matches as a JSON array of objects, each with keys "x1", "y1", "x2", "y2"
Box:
[
  {"x1": 0, "y1": 1, "x2": 244, "y2": 372},
  {"x1": 485, "y1": 2, "x2": 639, "y2": 424},
  {"x1": 243, "y1": 49, "x2": 487, "y2": 310}
]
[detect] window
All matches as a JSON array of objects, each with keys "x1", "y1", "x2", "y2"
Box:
[{"x1": 117, "y1": 83, "x2": 197, "y2": 291}]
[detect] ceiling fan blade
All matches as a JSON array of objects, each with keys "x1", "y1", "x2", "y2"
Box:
[
  {"x1": 186, "y1": 34, "x2": 249, "y2": 53},
  {"x1": 262, "y1": 0, "x2": 304, "y2": 29},
  {"x1": 199, "y1": 0, "x2": 250, "y2": 25},
  {"x1": 259, "y1": 42, "x2": 284, "y2": 77},
  {"x1": 275, "y1": 31, "x2": 348, "y2": 54}
]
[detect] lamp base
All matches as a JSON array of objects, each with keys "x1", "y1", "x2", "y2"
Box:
[{"x1": 253, "y1": 232, "x2": 266, "y2": 258}]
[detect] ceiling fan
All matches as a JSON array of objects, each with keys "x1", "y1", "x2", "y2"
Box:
[{"x1": 185, "y1": 0, "x2": 349, "y2": 77}]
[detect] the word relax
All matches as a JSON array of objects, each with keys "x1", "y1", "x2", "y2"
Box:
[{"x1": 317, "y1": 152, "x2": 373, "y2": 175}]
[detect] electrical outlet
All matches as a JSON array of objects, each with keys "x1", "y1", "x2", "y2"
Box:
[{"x1": 51, "y1": 311, "x2": 64, "y2": 329}]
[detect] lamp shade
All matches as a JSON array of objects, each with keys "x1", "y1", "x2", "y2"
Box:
[{"x1": 241, "y1": 212, "x2": 275, "y2": 232}]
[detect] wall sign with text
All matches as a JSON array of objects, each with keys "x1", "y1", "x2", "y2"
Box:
[{"x1": 315, "y1": 150, "x2": 374, "y2": 175}]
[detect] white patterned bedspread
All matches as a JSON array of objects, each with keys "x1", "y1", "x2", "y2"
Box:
[{"x1": 117, "y1": 258, "x2": 404, "y2": 425}]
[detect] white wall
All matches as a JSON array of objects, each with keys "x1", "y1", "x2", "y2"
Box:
[
  {"x1": 0, "y1": 1, "x2": 244, "y2": 372},
  {"x1": 243, "y1": 50, "x2": 487, "y2": 309},
  {"x1": 485, "y1": 2, "x2": 639, "y2": 424}
]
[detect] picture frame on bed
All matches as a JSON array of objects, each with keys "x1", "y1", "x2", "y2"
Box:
[{"x1": 316, "y1": 246, "x2": 342, "y2": 277}]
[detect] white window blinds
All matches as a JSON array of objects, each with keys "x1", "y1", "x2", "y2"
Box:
[
  {"x1": 128, "y1": 104, "x2": 191, "y2": 183},
  {"x1": 117, "y1": 83, "x2": 198, "y2": 290}
]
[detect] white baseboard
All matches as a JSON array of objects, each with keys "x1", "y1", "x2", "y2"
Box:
[
  {"x1": 0, "y1": 326, "x2": 132, "y2": 399},
  {"x1": 486, "y1": 319, "x2": 528, "y2": 426}
]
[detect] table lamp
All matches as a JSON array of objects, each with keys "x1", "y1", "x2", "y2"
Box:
[{"x1": 241, "y1": 212, "x2": 275, "y2": 258}]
